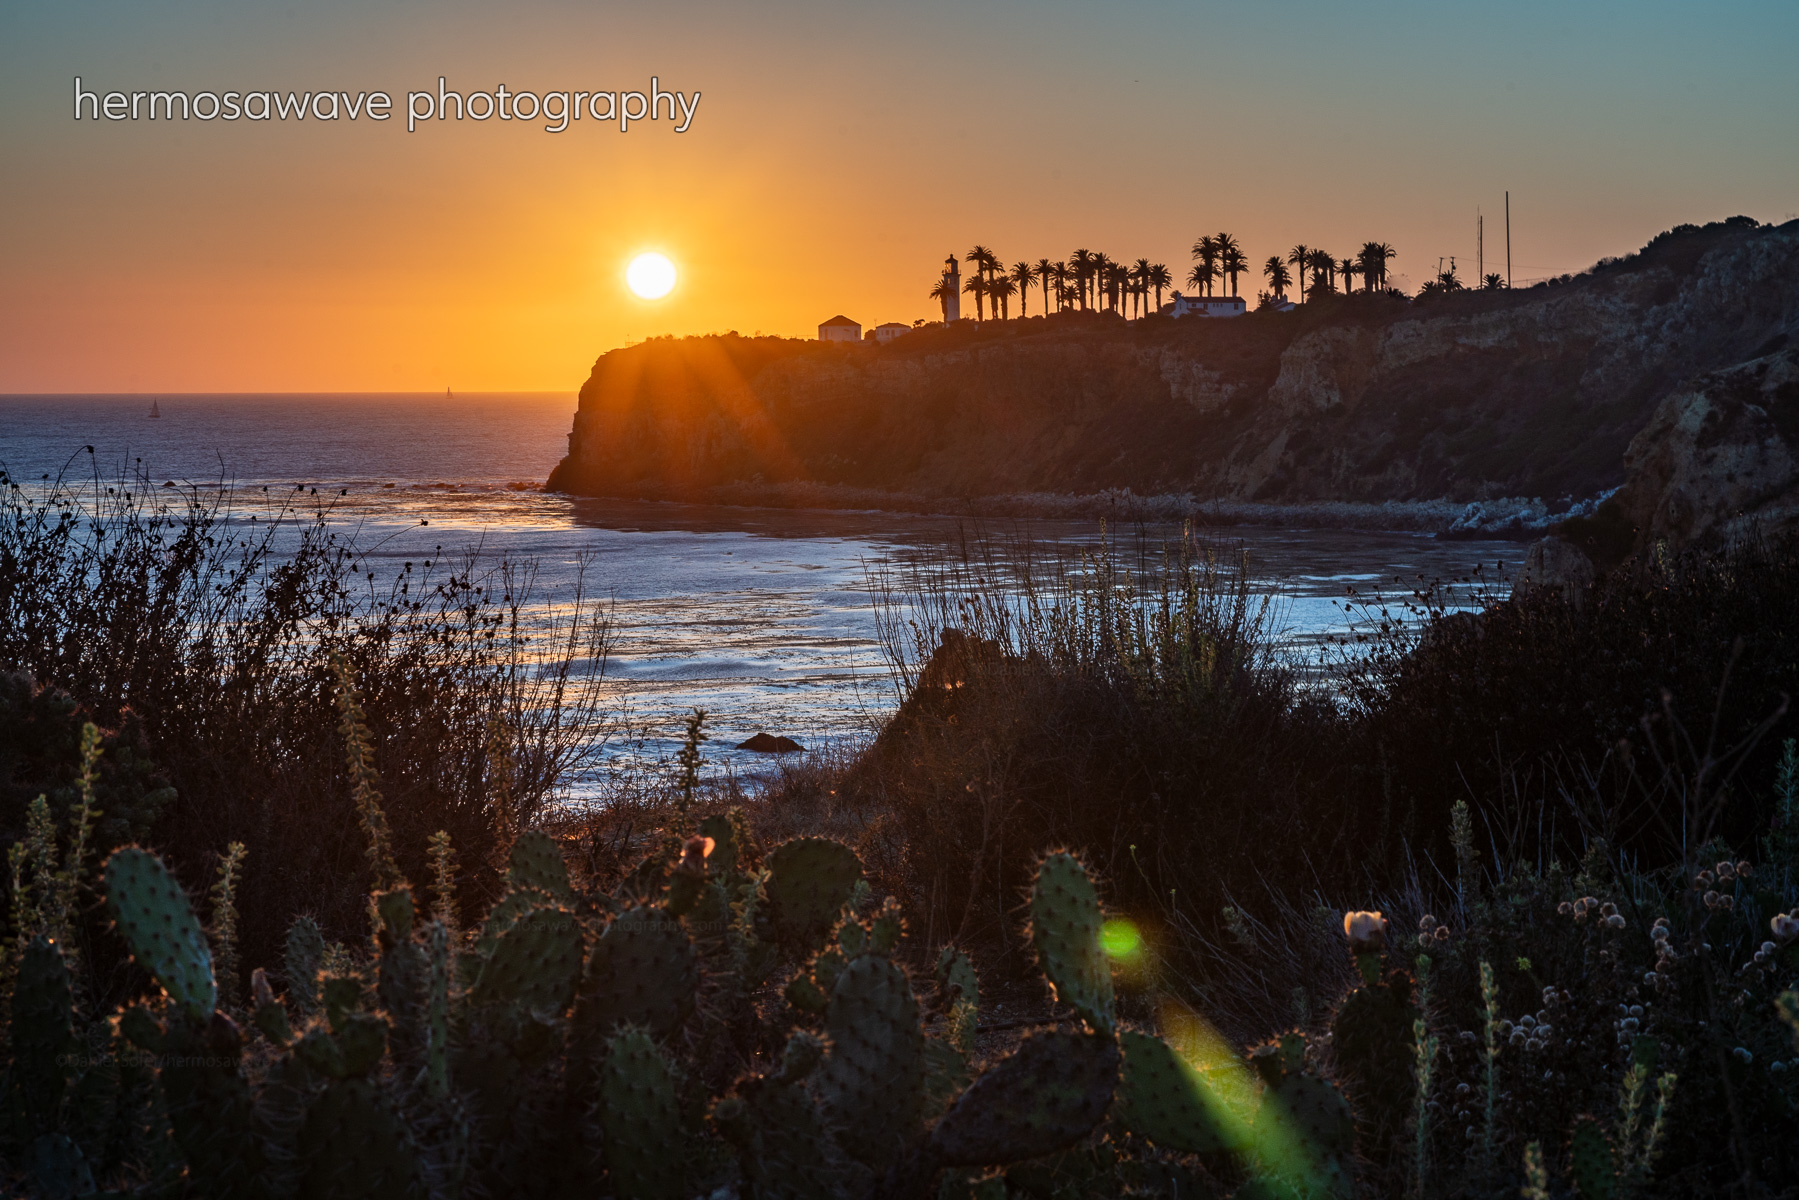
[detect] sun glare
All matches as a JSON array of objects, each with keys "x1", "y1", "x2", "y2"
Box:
[{"x1": 626, "y1": 252, "x2": 677, "y2": 300}]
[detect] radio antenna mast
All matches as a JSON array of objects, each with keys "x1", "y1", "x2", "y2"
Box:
[
  {"x1": 1478, "y1": 209, "x2": 1484, "y2": 283},
  {"x1": 1505, "y1": 191, "x2": 1512, "y2": 288}
]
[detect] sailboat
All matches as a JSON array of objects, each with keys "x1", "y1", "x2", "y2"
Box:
[
  {"x1": 148, "y1": 400, "x2": 161, "y2": 418},
  {"x1": 446, "y1": 387, "x2": 454, "y2": 399}
]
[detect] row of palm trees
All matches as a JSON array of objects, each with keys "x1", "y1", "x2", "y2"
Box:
[
  {"x1": 930, "y1": 235, "x2": 1408, "y2": 320},
  {"x1": 934, "y1": 248, "x2": 1177, "y2": 321},
  {"x1": 1264, "y1": 241, "x2": 1398, "y2": 301}
]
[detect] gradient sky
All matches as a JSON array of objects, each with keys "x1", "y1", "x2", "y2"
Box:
[{"x1": 2, "y1": 0, "x2": 1795, "y2": 392}]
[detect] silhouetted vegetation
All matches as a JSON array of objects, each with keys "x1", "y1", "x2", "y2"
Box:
[{"x1": 0, "y1": 465, "x2": 611, "y2": 973}]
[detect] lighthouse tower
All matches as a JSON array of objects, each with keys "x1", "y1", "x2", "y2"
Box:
[{"x1": 940, "y1": 254, "x2": 961, "y2": 323}]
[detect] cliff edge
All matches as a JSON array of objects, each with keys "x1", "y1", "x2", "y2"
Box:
[{"x1": 550, "y1": 218, "x2": 1799, "y2": 549}]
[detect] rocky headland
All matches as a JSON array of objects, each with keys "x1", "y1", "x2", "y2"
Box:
[{"x1": 550, "y1": 217, "x2": 1799, "y2": 560}]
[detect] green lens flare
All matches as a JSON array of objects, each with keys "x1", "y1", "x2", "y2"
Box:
[{"x1": 1101, "y1": 918, "x2": 1142, "y2": 959}]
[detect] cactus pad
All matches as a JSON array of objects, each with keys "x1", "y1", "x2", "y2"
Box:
[
  {"x1": 816, "y1": 954, "x2": 925, "y2": 1168},
  {"x1": 12, "y1": 936, "x2": 77, "y2": 1127},
  {"x1": 1266, "y1": 1072, "x2": 1354, "y2": 1157},
  {"x1": 928, "y1": 1030, "x2": 1120, "y2": 1166},
  {"x1": 1570, "y1": 1114, "x2": 1617, "y2": 1200},
  {"x1": 470, "y1": 905, "x2": 583, "y2": 1012},
  {"x1": 1114, "y1": 1030, "x2": 1246, "y2": 1154},
  {"x1": 103, "y1": 846, "x2": 216, "y2": 1018},
  {"x1": 599, "y1": 1028, "x2": 687, "y2": 1200},
  {"x1": 506, "y1": 830, "x2": 573, "y2": 901},
  {"x1": 1028, "y1": 851, "x2": 1114, "y2": 1035},
  {"x1": 761, "y1": 837, "x2": 862, "y2": 950},
  {"x1": 285, "y1": 915, "x2": 325, "y2": 1013},
  {"x1": 577, "y1": 904, "x2": 699, "y2": 1038},
  {"x1": 297, "y1": 1078, "x2": 426, "y2": 1200}
]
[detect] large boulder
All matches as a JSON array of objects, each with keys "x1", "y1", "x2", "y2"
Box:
[{"x1": 1614, "y1": 343, "x2": 1799, "y2": 553}]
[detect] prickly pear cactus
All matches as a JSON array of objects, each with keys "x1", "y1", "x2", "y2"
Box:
[
  {"x1": 297, "y1": 1078, "x2": 426, "y2": 1200},
  {"x1": 928, "y1": 1030, "x2": 1120, "y2": 1166},
  {"x1": 160, "y1": 1011, "x2": 270, "y2": 1194},
  {"x1": 506, "y1": 830, "x2": 573, "y2": 901},
  {"x1": 760, "y1": 837, "x2": 862, "y2": 951},
  {"x1": 715, "y1": 1032, "x2": 850, "y2": 1200},
  {"x1": 1114, "y1": 1029, "x2": 1247, "y2": 1154},
  {"x1": 598, "y1": 1028, "x2": 687, "y2": 1200},
  {"x1": 470, "y1": 904, "x2": 582, "y2": 1013},
  {"x1": 103, "y1": 847, "x2": 216, "y2": 1018},
  {"x1": 1328, "y1": 955, "x2": 1417, "y2": 1151},
  {"x1": 577, "y1": 903, "x2": 699, "y2": 1038},
  {"x1": 285, "y1": 915, "x2": 325, "y2": 1014},
  {"x1": 1028, "y1": 851, "x2": 1115, "y2": 1035},
  {"x1": 1570, "y1": 1114, "x2": 1618, "y2": 1200},
  {"x1": 816, "y1": 953, "x2": 926, "y2": 1169},
  {"x1": 11, "y1": 936, "x2": 78, "y2": 1132}
]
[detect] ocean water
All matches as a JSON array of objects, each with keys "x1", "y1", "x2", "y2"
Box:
[{"x1": 1, "y1": 393, "x2": 1521, "y2": 793}]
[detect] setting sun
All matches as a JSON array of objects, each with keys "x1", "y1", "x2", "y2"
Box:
[{"x1": 626, "y1": 252, "x2": 677, "y2": 300}]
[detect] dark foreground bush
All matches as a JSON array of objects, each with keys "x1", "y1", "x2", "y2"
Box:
[
  {"x1": 0, "y1": 466, "x2": 610, "y2": 971},
  {"x1": 3, "y1": 702, "x2": 1795, "y2": 1199}
]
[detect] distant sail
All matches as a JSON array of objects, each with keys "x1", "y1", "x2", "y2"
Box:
[
  {"x1": 446, "y1": 387, "x2": 453, "y2": 399},
  {"x1": 148, "y1": 400, "x2": 161, "y2": 418}
]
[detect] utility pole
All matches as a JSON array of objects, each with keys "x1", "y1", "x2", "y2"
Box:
[
  {"x1": 1478, "y1": 209, "x2": 1484, "y2": 283},
  {"x1": 1505, "y1": 191, "x2": 1512, "y2": 289}
]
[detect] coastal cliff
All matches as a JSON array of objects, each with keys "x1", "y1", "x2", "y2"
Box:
[{"x1": 550, "y1": 218, "x2": 1799, "y2": 546}]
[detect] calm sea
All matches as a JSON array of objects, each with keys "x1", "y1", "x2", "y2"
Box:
[{"x1": 1, "y1": 393, "x2": 1520, "y2": 793}]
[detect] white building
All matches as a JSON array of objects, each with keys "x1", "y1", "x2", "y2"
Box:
[
  {"x1": 818, "y1": 315, "x2": 861, "y2": 342},
  {"x1": 1168, "y1": 292, "x2": 1246, "y2": 319},
  {"x1": 873, "y1": 322, "x2": 911, "y2": 344}
]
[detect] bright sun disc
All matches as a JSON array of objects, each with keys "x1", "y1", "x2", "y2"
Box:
[{"x1": 626, "y1": 253, "x2": 677, "y2": 299}]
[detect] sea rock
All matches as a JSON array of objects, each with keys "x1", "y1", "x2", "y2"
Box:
[
  {"x1": 1613, "y1": 343, "x2": 1799, "y2": 552},
  {"x1": 1520, "y1": 536, "x2": 1596, "y2": 603},
  {"x1": 736, "y1": 733, "x2": 805, "y2": 754}
]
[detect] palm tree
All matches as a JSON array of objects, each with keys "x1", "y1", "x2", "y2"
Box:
[
  {"x1": 1010, "y1": 262, "x2": 1037, "y2": 317},
  {"x1": 1307, "y1": 249, "x2": 1335, "y2": 294},
  {"x1": 964, "y1": 272, "x2": 988, "y2": 320},
  {"x1": 1091, "y1": 253, "x2": 1116, "y2": 310},
  {"x1": 1070, "y1": 250, "x2": 1094, "y2": 310},
  {"x1": 1481, "y1": 272, "x2": 1506, "y2": 291},
  {"x1": 1035, "y1": 258, "x2": 1054, "y2": 315},
  {"x1": 928, "y1": 278, "x2": 955, "y2": 321},
  {"x1": 1186, "y1": 261, "x2": 1214, "y2": 296},
  {"x1": 1052, "y1": 262, "x2": 1070, "y2": 312},
  {"x1": 1147, "y1": 263, "x2": 1171, "y2": 313},
  {"x1": 1340, "y1": 256, "x2": 1359, "y2": 294},
  {"x1": 1287, "y1": 244, "x2": 1312, "y2": 303},
  {"x1": 1130, "y1": 259, "x2": 1152, "y2": 318},
  {"x1": 989, "y1": 274, "x2": 1017, "y2": 320},
  {"x1": 1360, "y1": 241, "x2": 1396, "y2": 291},
  {"x1": 1216, "y1": 233, "x2": 1246, "y2": 296},
  {"x1": 1263, "y1": 255, "x2": 1292, "y2": 298},
  {"x1": 1191, "y1": 236, "x2": 1220, "y2": 296}
]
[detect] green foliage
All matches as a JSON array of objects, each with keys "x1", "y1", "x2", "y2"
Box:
[
  {"x1": 1114, "y1": 1029, "x2": 1245, "y2": 1154},
  {"x1": 599, "y1": 1027, "x2": 688, "y2": 1200},
  {"x1": 1028, "y1": 850, "x2": 1115, "y2": 1036},
  {"x1": 102, "y1": 846, "x2": 216, "y2": 1018},
  {"x1": 759, "y1": 836, "x2": 861, "y2": 952}
]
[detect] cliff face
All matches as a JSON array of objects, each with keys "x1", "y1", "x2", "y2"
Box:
[{"x1": 550, "y1": 219, "x2": 1799, "y2": 538}]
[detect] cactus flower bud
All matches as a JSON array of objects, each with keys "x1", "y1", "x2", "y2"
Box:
[
  {"x1": 1343, "y1": 911, "x2": 1386, "y2": 951},
  {"x1": 678, "y1": 835, "x2": 715, "y2": 873},
  {"x1": 252, "y1": 966, "x2": 276, "y2": 1010}
]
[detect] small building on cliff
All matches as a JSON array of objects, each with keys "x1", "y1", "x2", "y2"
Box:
[
  {"x1": 818, "y1": 315, "x2": 861, "y2": 342},
  {"x1": 1168, "y1": 292, "x2": 1246, "y2": 319},
  {"x1": 873, "y1": 322, "x2": 912, "y2": 344}
]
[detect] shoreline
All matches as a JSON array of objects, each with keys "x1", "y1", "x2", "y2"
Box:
[{"x1": 545, "y1": 478, "x2": 1610, "y2": 539}]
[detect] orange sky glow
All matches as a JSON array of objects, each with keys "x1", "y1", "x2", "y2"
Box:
[{"x1": 2, "y1": 0, "x2": 1795, "y2": 392}]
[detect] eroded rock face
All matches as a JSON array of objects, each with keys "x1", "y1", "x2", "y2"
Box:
[
  {"x1": 548, "y1": 221, "x2": 1799, "y2": 516},
  {"x1": 1614, "y1": 344, "x2": 1799, "y2": 550}
]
